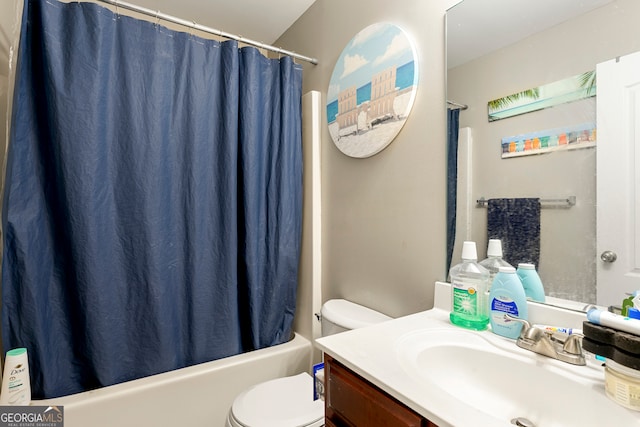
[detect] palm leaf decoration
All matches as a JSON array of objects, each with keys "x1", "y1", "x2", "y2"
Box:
[
  {"x1": 578, "y1": 70, "x2": 596, "y2": 95},
  {"x1": 488, "y1": 88, "x2": 540, "y2": 112}
]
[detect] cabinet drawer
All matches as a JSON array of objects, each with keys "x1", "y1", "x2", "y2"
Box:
[{"x1": 325, "y1": 355, "x2": 427, "y2": 427}]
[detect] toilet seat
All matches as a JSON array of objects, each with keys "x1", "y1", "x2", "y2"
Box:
[{"x1": 228, "y1": 372, "x2": 324, "y2": 427}]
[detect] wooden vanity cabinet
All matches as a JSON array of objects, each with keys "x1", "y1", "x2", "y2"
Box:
[{"x1": 324, "y1": 355, "x2": 439, "y2": 427}]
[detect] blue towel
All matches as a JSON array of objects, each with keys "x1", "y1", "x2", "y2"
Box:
[{"x1": 487, "y1": 198, "x2": 540, "y2": 267}]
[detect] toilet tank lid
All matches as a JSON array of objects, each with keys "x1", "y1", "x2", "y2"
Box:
[{"x1": 321, "y1": 299, "x2": 392, "y2": 330}]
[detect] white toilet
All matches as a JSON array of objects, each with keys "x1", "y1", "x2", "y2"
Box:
[{"x1": 226, "y1": 299, "x2": 391, "y2": 427}]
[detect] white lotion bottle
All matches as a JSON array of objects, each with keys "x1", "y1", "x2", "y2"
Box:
[{"x1": 0, "y1": 348, "x2": 31, "y2": 405}]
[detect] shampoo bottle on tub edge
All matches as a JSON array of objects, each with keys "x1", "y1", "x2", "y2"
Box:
[{"x1": 0, "y1": 348, "x2": 31, "y2": 405}]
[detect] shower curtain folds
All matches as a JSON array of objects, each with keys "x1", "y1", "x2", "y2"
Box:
[{"x1": 2, "y1": 0, "x2": 303, "y2": 399}]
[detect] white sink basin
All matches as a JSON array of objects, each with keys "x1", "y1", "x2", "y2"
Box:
[{"x1": 396, "y1": 328, "x2": 639, "y2": 426}]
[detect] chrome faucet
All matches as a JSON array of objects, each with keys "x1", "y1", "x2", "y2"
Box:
[{"x1": 504, "y1": 314, "x2": 586, "y2": 366}]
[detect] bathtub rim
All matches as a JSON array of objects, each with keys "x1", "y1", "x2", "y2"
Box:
[{"x1": 35, "y1": 332, "x2": 313, "y2": 410}]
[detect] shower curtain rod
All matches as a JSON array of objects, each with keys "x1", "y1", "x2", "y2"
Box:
[
  {"x1": 94, "y1": 0, "x2": 319, "y2": 65},
  {"x1": 447, "y1": 100, "x2": 468, "y2": 110}
]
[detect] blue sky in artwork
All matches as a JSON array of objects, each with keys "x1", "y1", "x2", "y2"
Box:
[{"x1": 327, "y1": 23, "x2": 416, "y2": 103}]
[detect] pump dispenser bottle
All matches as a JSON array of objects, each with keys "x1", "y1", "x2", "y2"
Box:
[
  {"x1": 449, "y1": 241, "x2": 490, "y2": 331},
  {"x1": 479, "y1": 239, "x2": 512, "y2": 291}
]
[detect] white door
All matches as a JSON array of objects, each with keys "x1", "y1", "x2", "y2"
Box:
[{"x1": 596, "y1": 51, "x2": 640, "y2": 307}]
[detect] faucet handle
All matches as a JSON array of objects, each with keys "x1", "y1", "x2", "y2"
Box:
[
  {"x1": 503, "y1": 314, "x2": 531, "y2": 338},
  {"x1": 562, "y1": 333, "x2": 584, "y2": 356}
]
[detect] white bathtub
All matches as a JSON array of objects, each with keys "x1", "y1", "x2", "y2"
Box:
[{"x1": 36, "y1": 333, "x2": 313, "y2": 427}]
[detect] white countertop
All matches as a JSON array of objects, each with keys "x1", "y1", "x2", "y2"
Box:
[
  {"x1": 315, "y1": 282, "x2": 622, "y2": 427},
  {"x1": 317, "y1": 307, "x2": 513, "y2": 426}
]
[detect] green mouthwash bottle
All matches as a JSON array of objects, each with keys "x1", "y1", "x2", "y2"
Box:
[{"x1": 449, "y1": 241, "x2": 490, "y2": 330}]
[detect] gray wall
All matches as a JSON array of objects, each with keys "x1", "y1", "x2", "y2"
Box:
[
  {"x1": 277, "y1": 0, "x2": 452, "y2": 318},
  {"x1": 447, "y1": 0, "x2": 640, "y2": 304}
]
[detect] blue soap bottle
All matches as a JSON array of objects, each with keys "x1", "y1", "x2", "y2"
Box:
[
  {"x1": 516, "y1": 263, "x2": 546, "y2": 303},
  {"x1": 489, "y1": 266, "x2": 528, "y2": 339}
]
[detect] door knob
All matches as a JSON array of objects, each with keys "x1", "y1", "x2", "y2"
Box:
[{"x1": 601, "y1": 250, "x2": 617, "y2": 263}]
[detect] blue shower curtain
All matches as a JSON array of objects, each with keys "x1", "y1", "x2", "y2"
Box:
[
  {"x1": 446, "y1": 108, "x2": 460, "y2": 273},
  {"x1": 2, "y1": 0, "x2": 302, "y2": 399}
]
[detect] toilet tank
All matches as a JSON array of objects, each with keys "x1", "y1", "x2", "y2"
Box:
[{"x1": 320, "y1": 299, "x2": 392, "y2": 336}]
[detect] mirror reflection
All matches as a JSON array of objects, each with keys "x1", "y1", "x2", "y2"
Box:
[{"x1": 446, "y1": 0, "x2": 640, "y2": 309}]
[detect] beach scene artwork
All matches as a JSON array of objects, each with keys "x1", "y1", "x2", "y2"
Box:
[
  {"x1": 327, "y1": 23, "x2": 419, "y2": 158},
  {"x1": 501, "y1": 123, "x2": 596, "y2": 158},
  {"x1": 488, "y1": 71, "x2": 596, "y2": 122}
]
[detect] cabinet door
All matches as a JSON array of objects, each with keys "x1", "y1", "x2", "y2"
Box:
[{"x1": 325, "y1": 355, "x2": 434, "y2": 427}]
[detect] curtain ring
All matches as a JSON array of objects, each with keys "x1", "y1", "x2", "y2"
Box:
[
  {"x1": 114, "y1": 0, "x2": 119, "y2": 18},
  {"x1": 190, "y1": 21, "x2": 197, "y2": 37},
  {"x1": 155, "y1": 10, "x2": 160, "y2": 27}
]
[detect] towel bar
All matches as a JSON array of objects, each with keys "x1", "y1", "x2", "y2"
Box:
[{"x1": 476, "y1": 196, "x2": 576, "y2": 208}]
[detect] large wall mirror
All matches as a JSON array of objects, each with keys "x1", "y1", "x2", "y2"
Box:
[{"x1": 446, "y1": 0, "x2": 640, "y2": 310}]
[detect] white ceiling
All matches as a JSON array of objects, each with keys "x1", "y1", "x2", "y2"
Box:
[
  {"x1": 102, "y1": 0, "x2": 615, "y2": 67},
  {"x1": 114, "y1": 0, "x2": 317, "y2": 44},
  {"x1": 447, "y1": 0, "x2": 615, "y2": 69}
]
